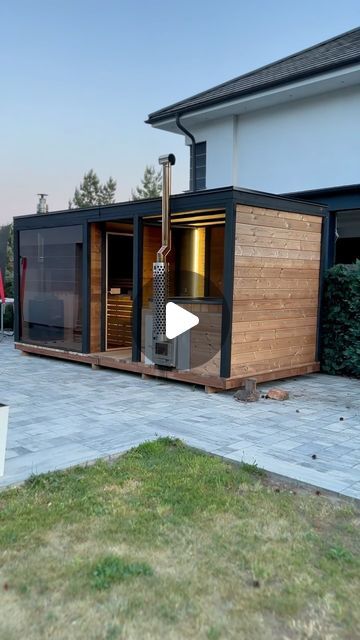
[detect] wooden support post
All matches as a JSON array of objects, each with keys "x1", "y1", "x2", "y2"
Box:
[
  {"x1": 205, "y1": 385, "x2": 220, "y2": 394},
  {"x1": 245, "y1": 378, "x2": 257, "y2": 395},
  {"x1": 234, "y1": 378, "x2": 260, "y2": 402}
]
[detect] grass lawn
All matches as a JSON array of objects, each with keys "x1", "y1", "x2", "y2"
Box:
[{"x1": 0, "y1": 438, "x2": 359, "y2": 640}]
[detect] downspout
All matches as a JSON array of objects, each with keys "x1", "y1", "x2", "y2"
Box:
[{"x1": 175, "y1": 113, "x2": 197, "y2": 192}]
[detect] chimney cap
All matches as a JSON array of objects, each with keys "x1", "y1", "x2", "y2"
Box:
[{"x1": 158, "y1": 154, "x2": 176, "y2": 166}]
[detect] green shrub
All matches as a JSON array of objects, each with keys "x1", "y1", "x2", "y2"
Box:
[
  {"x1": 3, "y1": 304, "x2": 13, "y2": 330},
  {"x1": 321, "y1": 261, "x2": 360, "y2": 377}
]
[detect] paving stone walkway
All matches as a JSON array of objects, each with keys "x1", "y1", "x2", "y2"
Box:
[{"x1": 1, "y1": 337, "x2": 360, "y2": 499}]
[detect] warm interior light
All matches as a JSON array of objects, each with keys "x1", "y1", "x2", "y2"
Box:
[
  {"x1": 191, "y1": 228, "x2": 206, "y2": 297},
  {"x1": 176, "y1": 227, "x2": 206, "y2": 297}
]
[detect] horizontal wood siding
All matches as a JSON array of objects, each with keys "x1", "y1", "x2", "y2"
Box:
[
  {"x1": 208, "y1": 225, "x2": 224, "y2": 295},
  {"x1": 142, "y1": 226, "x2": 161, "y2": 307},
  {"x1": 231, "y1": 205, "x2": 322, "y2": 378},
  {"x1": 106, "y1": 295, "x2": 132, "y2": 348},
  {"x1": 142, "y1": 225, "x2": 176, "y2": 306},
  {"x1": 182, "y1": 303, "x2": 222, "y2": 376}
]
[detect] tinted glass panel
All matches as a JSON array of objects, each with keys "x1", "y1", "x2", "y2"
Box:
[
  {"x1": 335, "y1": 238, "x2": 360, "y2": 264},
  {"x1": 19, "y1": 226, "x2": 83, "y2": 351}
]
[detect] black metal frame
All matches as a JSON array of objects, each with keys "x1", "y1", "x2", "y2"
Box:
[
  {"x1": 220, "y1": 201, "x2": 236, "y2": 378},
  {"x1": 14, "y1": 187, "x2": 327, "y2": 231},
  {"x1": 285, "y1": 184, "x2": 360, "y2": 269},
  {"x1": 13, "y1": 187, "x2": 329, "y2": 376},
  {"x1": 316, "y1": 213, "x2": 330, "y2": 361}
]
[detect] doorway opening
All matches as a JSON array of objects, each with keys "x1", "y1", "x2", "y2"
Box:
[{"x1": 106, "y1": 231, "x2": 133, "y2": 350}]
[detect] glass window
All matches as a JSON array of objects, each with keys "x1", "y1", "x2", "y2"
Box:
[
  {"x1": 19, "y1": 226, "x2": 83, "y2": 351},
  {"x1": 190, "y1": 141, "x2": 206, "y2": 191}
]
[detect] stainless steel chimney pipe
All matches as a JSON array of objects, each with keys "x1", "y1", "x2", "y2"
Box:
[
  {"x1": 151, "y1": 153, "x2": 176, "y2": 366},
  {"x1": 157, "y1": 154, "x2": 175, "y2": 262}
]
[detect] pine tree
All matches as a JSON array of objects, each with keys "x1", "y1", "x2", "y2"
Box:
[
  {"x1": 99, "y1": 176, "x2": 117, "y2": 205},
  {"x1": 69, "y1": 170, "x2": 117, "y2": 208},
  {"x1": 132, "y1": 165, "x2": 162, "y2": 200}
]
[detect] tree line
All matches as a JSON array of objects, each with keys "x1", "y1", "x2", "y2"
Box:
[
  {"x1": 69, "y1": 165, "x2": 162, "y2": 208},
  {"x1": 0, "y1": 165, "x2": 164, "y2": 314}
]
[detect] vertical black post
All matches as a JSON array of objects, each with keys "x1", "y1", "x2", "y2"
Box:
[
  {"x1": 132, "y1": 215, "x2": 143, "y2": 362},
  {"x1": 82, "y1": 221, "x2": 90, "y2": 353},
  {"x1": 327, "y1": 211, "x2": 337, "y2": 268},
  {"x1": 220, "y1": 200, "x2": 236, "y2": 378},
  {"x1": 316, "y1": 211, "x2": 330, "y2": 362},
  {"x1": 13, "y1": 227, "x2": 20, "y2": 342}
]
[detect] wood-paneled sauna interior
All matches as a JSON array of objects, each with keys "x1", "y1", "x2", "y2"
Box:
[
  {"x1": 141, "y1": 212, "x2": 224, "y2": 376},
  {"x1": 89, "y1": 221, "x2": 134, "y2": 357},
  {"x1": 13, "y1": 188, "x2": 329, "y2": 391}
]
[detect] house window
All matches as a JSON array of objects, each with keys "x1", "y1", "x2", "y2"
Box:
[{"x1": 190, "y1": 141, "x2": 206, "y2": 191}]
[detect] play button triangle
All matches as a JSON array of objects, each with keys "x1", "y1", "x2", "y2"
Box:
[{"x1": 166, "y1": 302, "x2": 199, "y2": 339}]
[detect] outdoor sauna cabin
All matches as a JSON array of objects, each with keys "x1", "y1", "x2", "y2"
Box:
[{"x1": 13, "y1": 186, "x2": 329, "y2": 392}]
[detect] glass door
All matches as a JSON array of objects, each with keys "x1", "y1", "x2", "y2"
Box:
[{"x1": 105, "y1": 232, "x2": 133, "y2": 350}]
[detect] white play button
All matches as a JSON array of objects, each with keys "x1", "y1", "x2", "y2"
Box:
[{"x1": 166, "y1": 302, "x2": 199, "y2": 339}]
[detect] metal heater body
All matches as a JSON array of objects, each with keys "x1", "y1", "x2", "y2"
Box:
[{"x1": 152, "y1": 154, "x2": 176, "y2": 368}]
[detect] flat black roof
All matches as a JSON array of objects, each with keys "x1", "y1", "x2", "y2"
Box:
[
  {"x1": 13, "y1": 186, "x2": 326, "y2": 231},
  {"x1": 284, "y1": 183, "x2": 360, "y2": 198},
  {"x1": 147, "y1": 27, "x2": 360, "y2": 124},
  {"x1": 284, "y1": 184, "x2": 360, "y2": 211}
]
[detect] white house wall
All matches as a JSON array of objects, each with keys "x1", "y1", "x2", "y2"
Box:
[
  {"x1": 189, "y1": 118, "x2": 235, "y2": 188},
  {"x1": 188, "y1": 85, "x2": 360, "y2": 193}
]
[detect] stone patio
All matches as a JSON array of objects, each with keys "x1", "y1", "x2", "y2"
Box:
[{"x1": 1, "y1": 337, "x2": 359, "y2": 499}]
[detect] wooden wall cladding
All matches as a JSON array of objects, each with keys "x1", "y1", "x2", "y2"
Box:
[
  {"x1": 89, "y1": 223, "x2": 102, "y2": 353},
  {"x1": 106, "y1": 295, "x2": 132, "y2": 348},
  {"x1": 183, "y1": 302, "x2": 222, "y2": 376},
  {"x1": 208, "y1": 225, "x2": 224, "y2": 295},
  {"x1": 142, "y1": 226, "x2": 161, "y2": 307},
  {"x1": 231, "y1": 205, "x2": 322, "y2": 378},
  {"x1": 142, "y1": 225, "x2": 176, "y2": 305}
]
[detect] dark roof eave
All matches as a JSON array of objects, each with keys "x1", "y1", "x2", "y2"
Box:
[
  {"x1": 147, "y1": 53, "x2": 360, "y2": 126},
  {"x1": 284, "y1": 183, "x2": 360, "y2": 197}
]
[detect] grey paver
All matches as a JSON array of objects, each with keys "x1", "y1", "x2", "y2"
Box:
[{"x1": 0, "y1": 336, "x2": 359, "y2": 499}]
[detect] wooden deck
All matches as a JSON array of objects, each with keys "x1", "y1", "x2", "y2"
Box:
[
  {"x1": 95, "y1": 347, "x2": 132, "y2": 362},
  {"x1": 15, "y1": 342, "x2": 320, "y2": 393}
]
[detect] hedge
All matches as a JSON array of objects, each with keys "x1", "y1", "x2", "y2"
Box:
[{"x1": 321, "y1": 261, "x2": 360, "y2": 377}]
